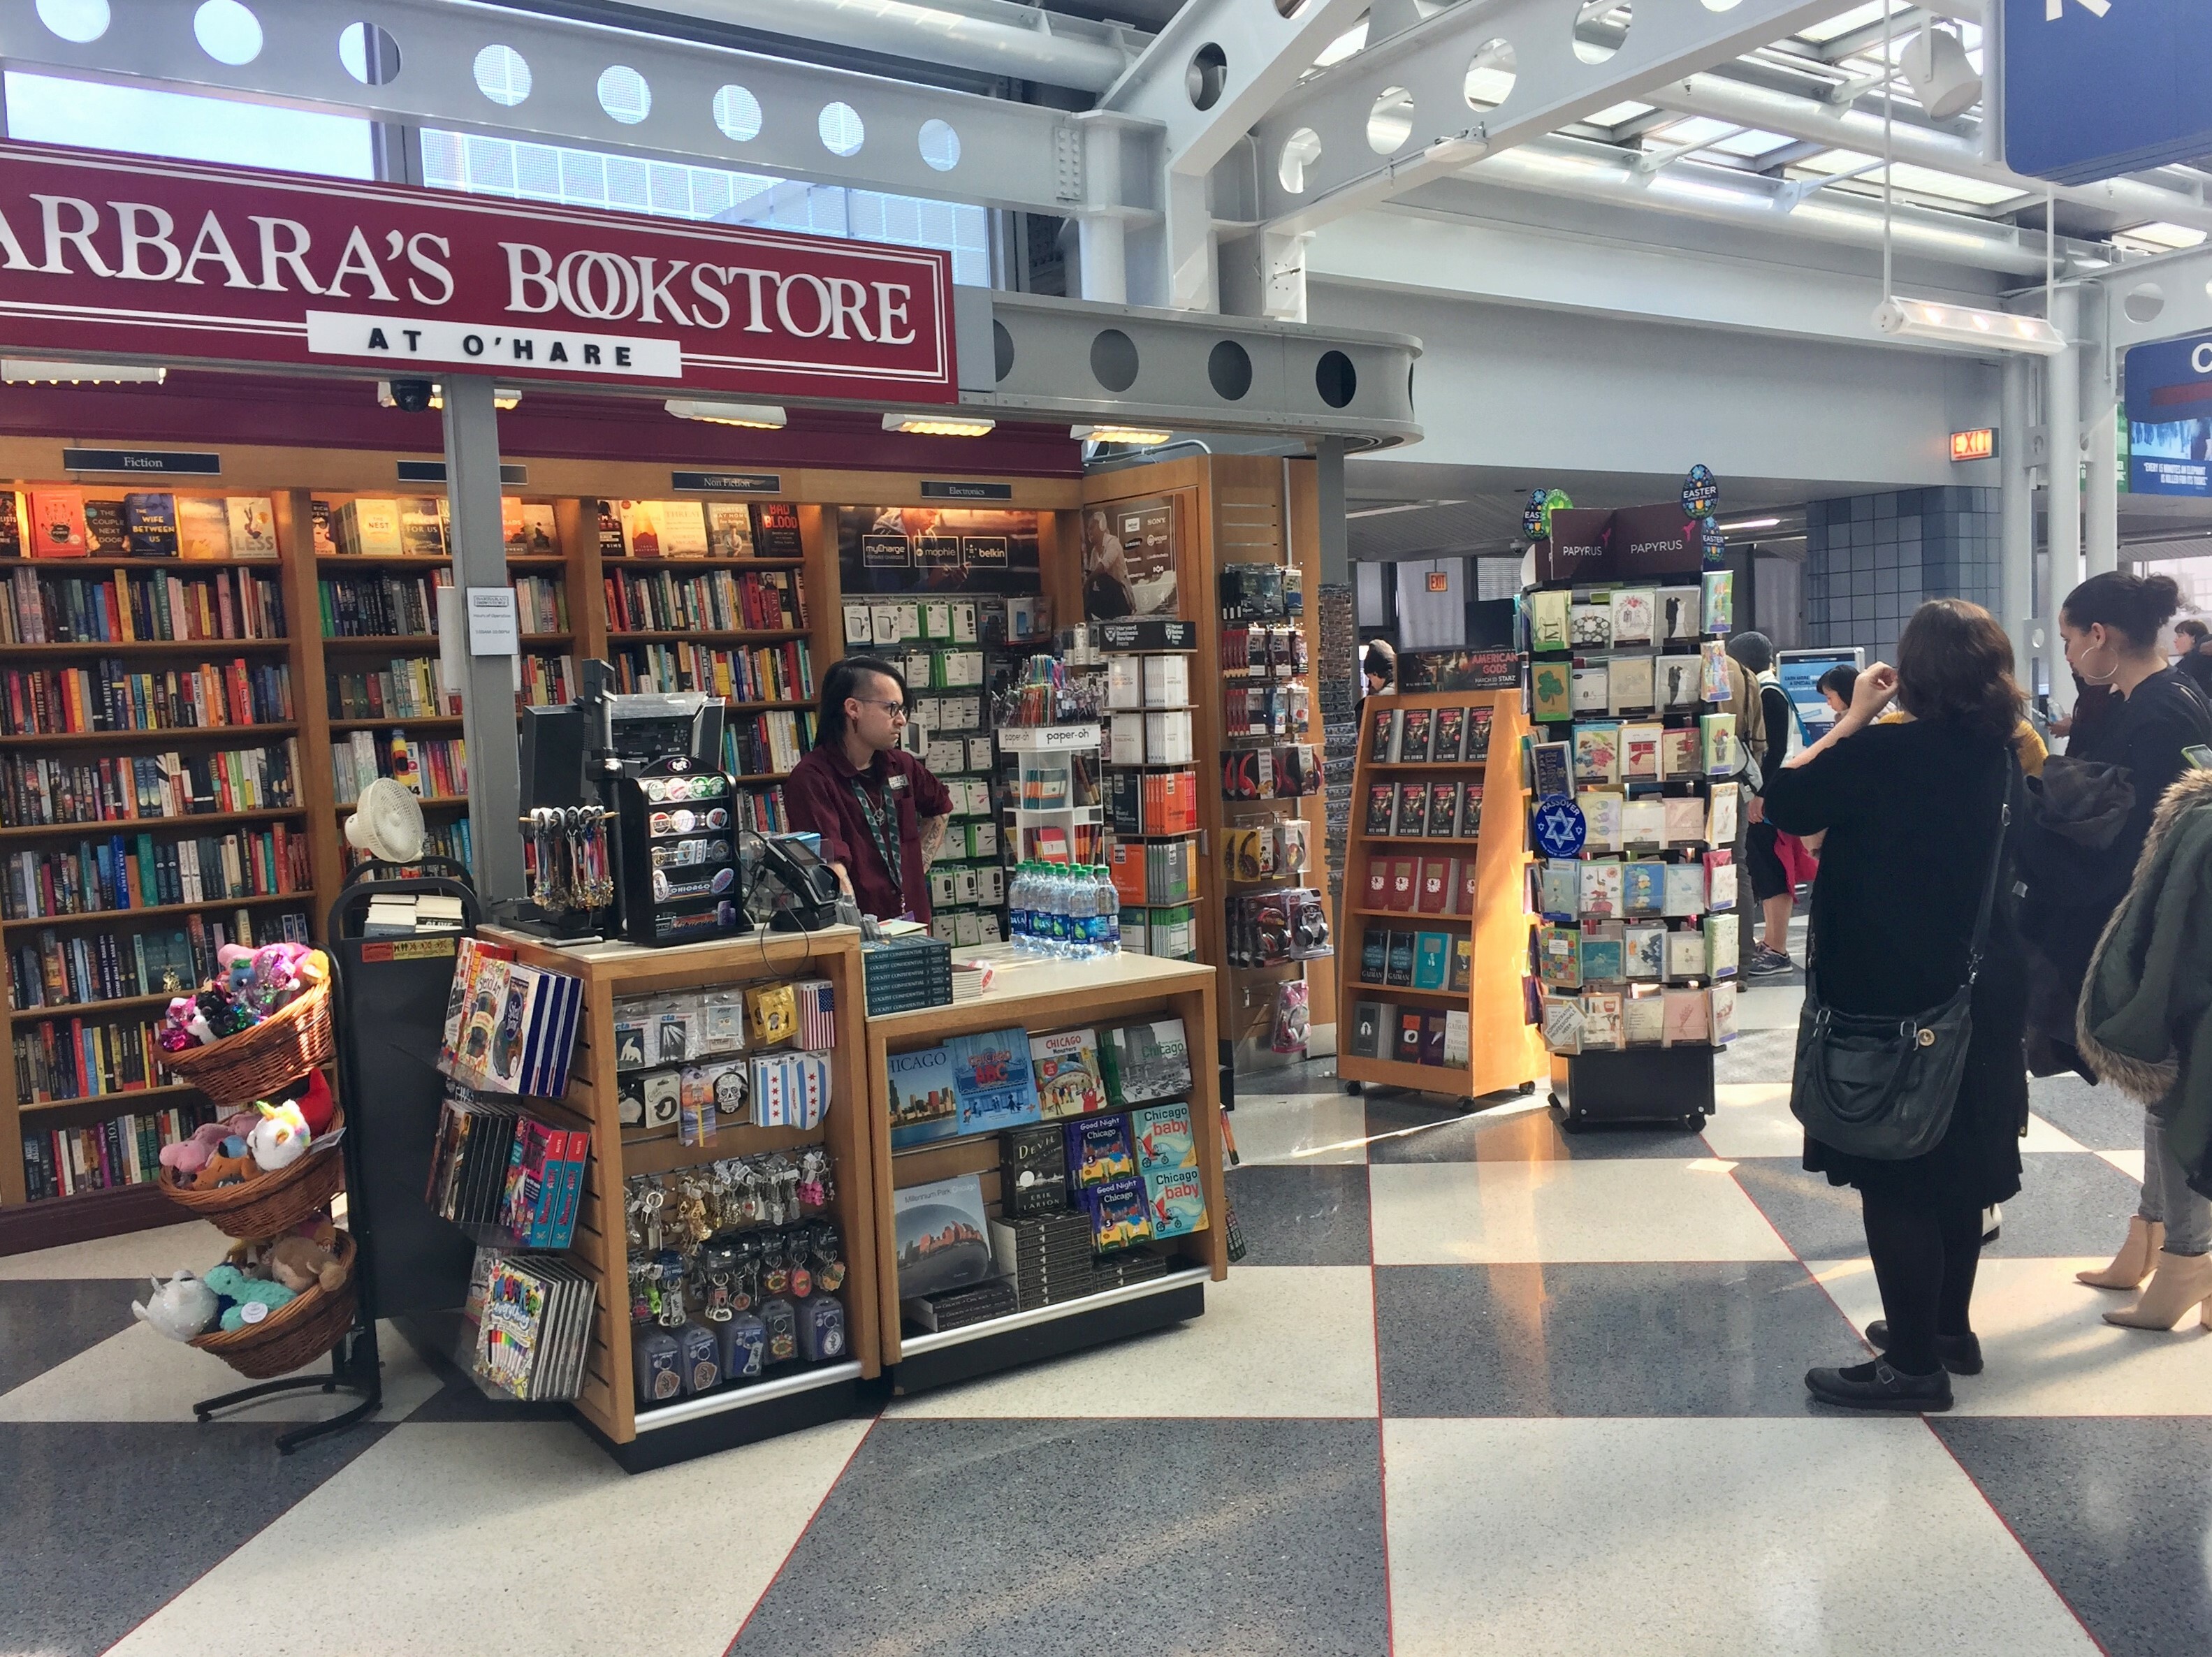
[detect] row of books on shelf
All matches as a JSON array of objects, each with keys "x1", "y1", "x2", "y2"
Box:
[
  {"x1": 1365, "y1": 779, "x2": 1483, "y2": 840},
  {"x1": 1367, "y1": 704, "x2": 1496, "y2": 766},
  {"x1": 1359, "y1": 854, "x2": 1481, "y2": 916},
  {"x1": 1538, "y1": 915, "x2": 1740, "y2": 989},
  {"x1": 603, "y1": 566, "x2": 808, "y2": 634},
  {"x1": 13, "y1": 1014, "x2": 173, "y2": 1103},
  {"x1": 1542, "y1": 981, "x2": 1739, "y2": 1055},
  {"x1": 2, "y1": 657, "x2": 293, "y2": 737},
  {"x1": 319, "y1": 495, "x2": 567, "y2": 559},
  {"x1": 2, "y1": 824, "x2": 312, "y2": 921},
  {"x1": 520, "y1": 655, "x2": 576, "y2": 710},
  {"x1": 1346, "y1": 1001, "x2": 1471, "y2": 1069},
  {"x1": 3, "y1": 738, "x2": 303, "y2": 831},
  {"x1": 1, "y1": 489, "x2": 278, "y2": 560},
  {"x1": 597, "y1": 497, "x2": 801, "y2": 561},
  {"x1": 1103, "y1": 769, "x2": 1200, "y2": 838},
  {"x1": 325, "y1": 657, "x2": 458, "y2": 722},
  {"x1": 887, "y1": 1019, "x2": 1191, "y2": 1150},
  {"x1": 732, "y1": 784, "x2": 790, "y2": 835},
  {"x1": 723, "y1": 712, "x2": 815, "y2": 779},
  {"x1": 609, "y1": 638, "x2": 813, "y2": 705},
  {"x1": 331, "y1": 731, "x2": 467, "y2": 807},
  {"x1": 314, "y1": 571, "x2": 569, "y2": 640},
  {"x1": 7, "y1": 908, "x2": 307, "y2": 1012},
  {"x1": 1358, "y1": 926, "x2": 1474, "y2": 993},
  {"x1": 18, "y1": 1102, "x2": 221, "y2": 1202},
  {"x1": 2, "y1": 565, "x2": 287, "y2": 645}
]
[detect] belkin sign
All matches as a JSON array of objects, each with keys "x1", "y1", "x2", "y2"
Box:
[
  {"x1": 2003, "y1": 0, "x2": 2212, "y2": 185},
  {"x1": 0, "y1": 140, "x2": 954, "y2": 402}
]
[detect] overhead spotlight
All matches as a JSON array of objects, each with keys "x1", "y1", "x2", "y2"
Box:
[
  {"x1": 1072, "y1": 423, "x2": 1173, "y2": 447},
  {"x1": 1900, "y1": 26, "x2": 1982, "y2": 122},
  {"x1": 2, "y1": 359, "x2": 166, "y2": 384},
  {"x1": 1873, "y1": 297, "x2": 2065, "y2": 356},
  {"x1": 883, "y1": 411, "x2": 996, "y2": 437},
  {"x1": 667, "y1": 398, "x2": 787, "y2": 429},
  {"x1": 377, "y1": 381, "x2": 522, "y2": 411}
]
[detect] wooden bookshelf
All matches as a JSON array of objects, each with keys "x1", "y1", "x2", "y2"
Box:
[{"x1": 1334, "y1": 689, "x2": 1548, "y2": 1102}]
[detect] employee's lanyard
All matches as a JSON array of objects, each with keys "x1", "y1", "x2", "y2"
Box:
[{"x1": 846, "y1": 771, "x2": 904, "y2": 901}]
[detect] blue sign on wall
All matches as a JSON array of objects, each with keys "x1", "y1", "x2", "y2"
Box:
[
  {"x1": 2004, "y1": 1, "x2": 2212, "y2": 185},
  {"x1": 2123, "y1": 332, "x2": 2212, "y2": 498}
]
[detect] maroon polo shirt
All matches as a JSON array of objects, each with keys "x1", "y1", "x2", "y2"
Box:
[{"x1": 784, "y1": 742, "x2": 953, "y2": 923}]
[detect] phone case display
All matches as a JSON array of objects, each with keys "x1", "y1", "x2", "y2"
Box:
[
  {"x1": 610, "y1": 764, "x2": 742, "y2": 948},
  {"x1": 622, "y1": 1148, "x2": 846, "y2": 1404},
  {"x1": 1525, "y1": 536, "x2": 1740, "y2": 1079}
]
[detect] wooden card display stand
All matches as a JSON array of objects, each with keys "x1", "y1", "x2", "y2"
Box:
[
  {"x1": 863, "y1": 951, "x2": 1225, "y2": 1395},
  {"x1": 481, "y1": 925, "x2": 877, "y2": 1473},
  {"x1": 1334, "y1": 689, "x2": 1547, "y2": 1103}
]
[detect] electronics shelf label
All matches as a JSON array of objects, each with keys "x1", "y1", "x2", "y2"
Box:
[{"x1": 922, "y1": 481, "x2": 1013, "y2": 500}]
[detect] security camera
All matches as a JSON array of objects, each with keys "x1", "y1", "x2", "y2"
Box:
[{"x1": 386, "y1": 378, "x2": 434, "y2": 414}]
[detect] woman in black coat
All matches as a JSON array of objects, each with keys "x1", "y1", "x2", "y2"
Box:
[{"x1": 1764, "y1": 599, "x2": 2028, "y2": 1413}]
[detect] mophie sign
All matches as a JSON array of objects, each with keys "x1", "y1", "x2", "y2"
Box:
[
  {"x1": 1536, "y1": 504, "x2": 1702, "y2": 585},
  {"x1": 0, "y1": 140, "x2": 954, "y2": 402}
]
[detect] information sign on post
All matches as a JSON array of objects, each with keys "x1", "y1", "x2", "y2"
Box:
[{"x1": 2003, "y1": 0, "x2": 2212, "y2": 184}]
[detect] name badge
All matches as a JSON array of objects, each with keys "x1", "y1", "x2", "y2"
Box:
[{"x1": 887, "y1": 775, "x2": 908, "y2": 792}]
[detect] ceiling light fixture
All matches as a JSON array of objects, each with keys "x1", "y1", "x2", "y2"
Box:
[
  {"x1": 883, "y1": 411, "x2": 996, "y2": 437},
  {"x1": 1, "y1": 358, "x2": 166, "y2": 385},
  {"x1": 667, "y1": 398, "x2": 787, "y2": 429},
  {"x1": 1872, "y1": 297, "x2": 2067, "y2": 355},
  {"x1": 378, "y1": 381, "x2": 522, "y2": 410},
  {"x1": 1717, "y1": 516, "x2": 1782, "y2": 532},
  {"x1": 1072, "y1": 423, "x2": 1173, "y2": 447}
]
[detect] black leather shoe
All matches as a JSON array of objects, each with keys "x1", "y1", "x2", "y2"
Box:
[
  {"x1": 1864, "y1": 1320, "x2": 1984, "y2": 1376},
  {"x1": 1805, "y1": 1357, "x2": 1954, "y2": 1413}
]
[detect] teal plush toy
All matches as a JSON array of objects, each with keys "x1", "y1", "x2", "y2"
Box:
[{"x1": 202, "y1": 1264, "x2": 296, "y2": 1331}]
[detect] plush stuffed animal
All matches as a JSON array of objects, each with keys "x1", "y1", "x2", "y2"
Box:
[
  {"x1": 247, "y1": 1100, "x2": 311, "y2": 1172},
  {"x1": 265, "y1": 1234, "x2": 346, "y2": 1294},
  {"x1": 158, "y1": 1120, "x2": 231, "y2": 1176},
  {"x1": 202, "y1": 1264, "x2": 296, "y2": 1331},
  {"x1": 289, "y1": 1069, "x2": 337, "y2": 1137},
  {"x1": 192, "y1": 1148, "x2": 258, "y2": 1190},
  {"x1": 131, "y1": 1271, "x2": 219, "y2": 1341}
]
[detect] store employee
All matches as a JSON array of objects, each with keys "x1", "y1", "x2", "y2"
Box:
[{"x1": 785, "y1": 656, "x2": 952, "y2": 924}]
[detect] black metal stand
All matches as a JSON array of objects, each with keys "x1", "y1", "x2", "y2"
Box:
[
  {"x1": 193, "y1": 1324, "x2": 381, "y2": 1454},
  {"x1": 1555, "y1": 1046, "x2": 1717, "y2": 1132}
]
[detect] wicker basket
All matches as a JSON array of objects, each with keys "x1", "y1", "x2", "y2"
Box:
[
  {"x1": 159, "y1": 979, "x2": 333, "y2": 1107},
  {"x1": 158, "y1": 1107, "x2": 347, "y2": 1239},
  {"x1": 190, "y1": 1230, "x2": 357, "y2": 1380}
]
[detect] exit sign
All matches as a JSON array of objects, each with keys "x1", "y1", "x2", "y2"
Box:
[
  {"x1": 1425, "y1": 571, "x2": 1450, "y2": 592},
  {"x1": 1950, "y1": 428, "x2": 1998, "y2": 462}
]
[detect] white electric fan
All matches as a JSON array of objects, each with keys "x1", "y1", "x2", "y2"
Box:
[{"x1": 344, "y1": 776, "x2": 428, "y2": 867}]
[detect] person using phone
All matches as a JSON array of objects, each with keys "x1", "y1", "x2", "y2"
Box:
[{"x1": 785, "y1": 656, "x2": 952, "y2": 925}]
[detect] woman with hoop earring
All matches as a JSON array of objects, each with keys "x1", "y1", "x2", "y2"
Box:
[{"x1": 2017, "y1": 572, "x2": 2212, "y2": 1312}]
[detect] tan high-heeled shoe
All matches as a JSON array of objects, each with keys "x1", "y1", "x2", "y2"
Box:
[
  {"x1": 2104, "y1": 1250, "x2": 2212, "y2": 1331},
  {"x1": 2078, "y1": 1217, "x2": 2164, "y2": 1289}
]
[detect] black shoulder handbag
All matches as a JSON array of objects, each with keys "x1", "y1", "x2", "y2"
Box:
[{"x1": 1790, "y1": 756, "x2": 2013, "y2": 1161}]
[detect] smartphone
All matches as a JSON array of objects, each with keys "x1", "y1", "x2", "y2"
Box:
[{"x1": 2183, "y1": 745, "x2": 2212, "y2": 771}]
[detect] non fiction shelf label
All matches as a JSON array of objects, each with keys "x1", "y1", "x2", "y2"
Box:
[{"x1": 671, "y1": 470, "x2": 782, "y2": 493}]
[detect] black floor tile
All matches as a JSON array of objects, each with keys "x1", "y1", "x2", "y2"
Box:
[
  {"x1": 1224, "y1": 1164, "x2": 1371, "y2": 1266},
  {"x1": 0, "y1": 1419, "x2": 388, "y2": 1657},
  {"x1": 1733, "y1": 1153, "x2": 2147, "y2": 1260},
  {"x1": 1715, "y1": 1028, "x2": 1797, "y2": 1084},
  {"x1": 733, "y1": 1418, "x2": 1390, "y2": 1657},
  {"x1": 1374, "y1": 1262, "x2": 1855, "y2": 1416},
  {"x1": 1935, "y1": 1417, "x2": 2212, "y2": 1657},
  {"x1": 0, "y1": 1279, "x2": 142, "y2": 1396}
]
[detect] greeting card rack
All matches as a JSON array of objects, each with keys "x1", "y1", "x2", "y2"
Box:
[
  {"x1": 1335, "y1": 689, "x2": 1546, "y2": 1107},
  {"x1": 478, "y1": 924, "x2": 876, "y2": 1473}
]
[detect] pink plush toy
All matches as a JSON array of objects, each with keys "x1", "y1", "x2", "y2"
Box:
[{"x1": 158, "y1": 1120, "x2": 228, "y2": 1176}]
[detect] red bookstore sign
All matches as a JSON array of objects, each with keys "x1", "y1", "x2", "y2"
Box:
[{"x1": 0, "y1": 141, "x2": 955, "y2": 402}]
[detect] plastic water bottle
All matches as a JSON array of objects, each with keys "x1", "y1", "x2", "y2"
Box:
[
  {"x1": 1069, "y1": 866, "x2": 1098, "y2": 958},
  {"x1": 1053, "y1": 866, "x2": 1082, "y2": 957},
  {"x1": 1034, "y1": 865, "x2": 1063, "y2": 956},
  {"x1": 1093, "y1": 866, "x2": 1121, "y2": 954},
  {"x1": 1008, "y1": 863, "x2": 1033, "y2": 951}
]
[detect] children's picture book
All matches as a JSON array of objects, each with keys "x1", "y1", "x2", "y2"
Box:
[
  {"x1": 1066, "y1": 1112, "x2": 1139, "y2": 1186},
  {"x1": 887, "y1": 1044, "x2": 960, "y2": 1149},
  {"x1": 1529, "y1": 588, "x2": 1571, "y2": 651},
  {"x1": 1571, "y1": 664, "x2": 1610, "y2": 715},
  {"x1": 1029, "y1": 1028, "x2": 1106, "y2": 1120},
  {"x1": 1084, "y1": 1176, "x2": 1154, "y2": 1250},
  {"x1": 1610, "y1": 587, "x2": 1657, "y2": 645},
  {"x1": 1131, "y1": 1101, "x2": 1197, "y2": 1171},
  {"x1": 894, "y1": 1174, "x2": 994, "y2": 1297},
  {"x1": 945, "y1": 1026, "x2": 1041, "y2": 1133},
  {"x1": 1144, "y1": 1167, "x2": 1208, "y2": 1239},
  {"x1": 1101, "y1": 1018, "x2": 1193, "y2": 1106}
]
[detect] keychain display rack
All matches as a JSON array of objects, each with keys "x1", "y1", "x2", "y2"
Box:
[
  {"x1": 1337, "y1": 689, "x2": 1546, "y2": 1105},
  {"x1": 479, "y1": 924, "x2": 875, "y2": 1473},
  {"x1": 1522, "y1": 555, "x2": 1742, "y2": 1130}
]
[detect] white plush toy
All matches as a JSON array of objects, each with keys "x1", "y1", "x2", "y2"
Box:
[
  {"x1": 247, "y1": 1099, "x2": 312, "y2": 1172},
  {"x1": 131, "y1": 1271, "x2": 219, "y2": 1341}
]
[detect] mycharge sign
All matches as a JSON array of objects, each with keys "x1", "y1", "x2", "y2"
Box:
[
  {"x1": 0, "y1": 140, "x2": 954, "y2": 401},
  {"x1": 2123, "y1": 330, "x2": 2212, "y2": 498}
]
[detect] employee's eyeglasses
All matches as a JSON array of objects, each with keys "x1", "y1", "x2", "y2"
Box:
[{"x1": 854, "y1": 697, "x2": 909, "y2": 720}]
